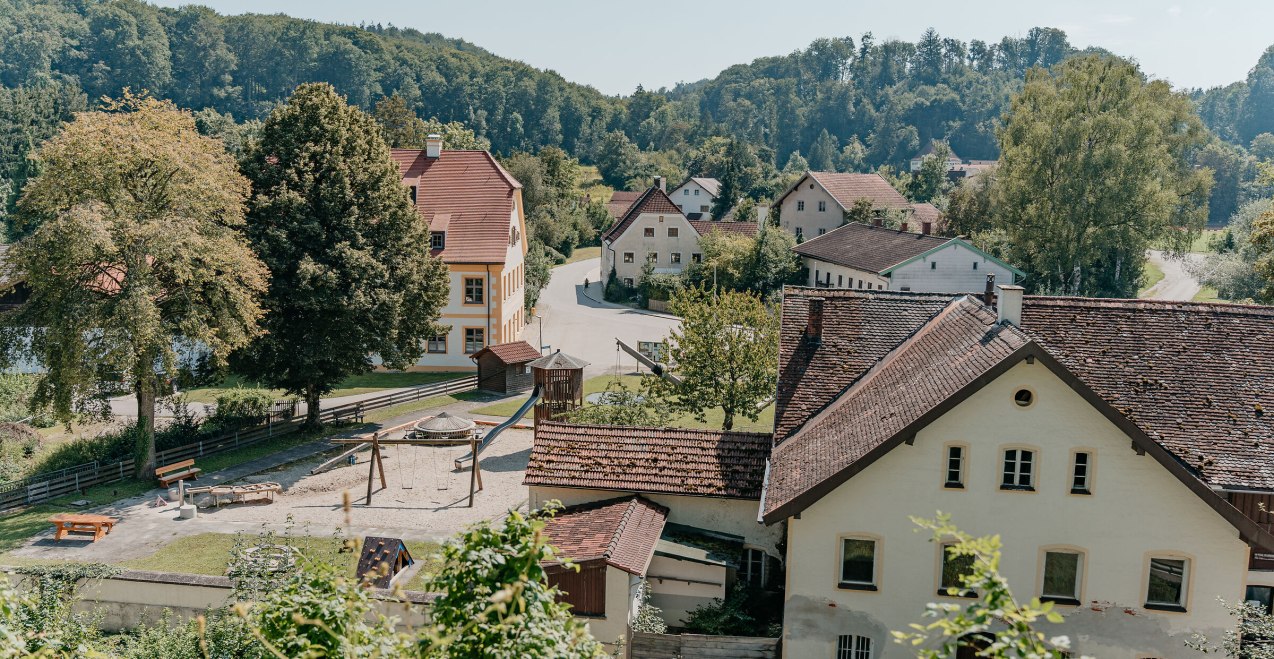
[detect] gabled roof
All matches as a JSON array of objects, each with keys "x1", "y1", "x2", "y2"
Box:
[
  {"x1": 914, "y1": 139, "x2": 959, "y2": 160},
  {"x1": 606, "y1": 190, "x2": 643, "y2": 220},
  {"x1": 469, "y1": 340, "x2": 542, "y2": 365},
  {"x1": 689, "y1": 220, "x2": 760, "y2": 238},
  {"x1": 764, "y1": 288, "x2": 1274, "y2": 549},
  {"x1": 910, "y1": 202, "x2": 944, "y2": 227},
  {"x1": 525, "y1": 422, "x2": 773, "y2": 499},
  {"x1": 777, "y1": 171, "x2": 911, "y2": 212},
  {"x1": 542, "y1": 495, "x2": 669, "y2": 576},
  {"x1": 672, "y1": 177, "x2": 721, "y2": 198},
  {"x1": 793, "y1": 223, "x2": 951, "y2": 273},
  {"x1": 601, "y1": 187, "x2": 685, "y2": 242},
  {"x1": 527, "y1": 350, "x2": 589, "y2": 370},
  {"x1": 392, "y1": 149, "x2": 521, "y2": 264}
]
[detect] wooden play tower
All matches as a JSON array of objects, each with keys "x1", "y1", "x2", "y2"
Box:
[{"x1": 527, "y1": 350, "x2": 589, "y2": 425}]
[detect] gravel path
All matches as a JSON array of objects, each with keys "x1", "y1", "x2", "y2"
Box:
[{"x1": 1142, "y1": 250, "x2": 1204, "y2": 301}]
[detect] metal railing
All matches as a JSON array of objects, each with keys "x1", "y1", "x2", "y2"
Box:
[{"x1": 0, "y1": 375, "x2": 477, "y2": 512}]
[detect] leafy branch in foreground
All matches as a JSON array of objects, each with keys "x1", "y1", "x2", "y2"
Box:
[
  {"x1": 893, "y1": 513, "x2": 1087, "y2": 659},
  {"x1": 1188, "y1": 598, "x2": 1274, "y2": 658}
]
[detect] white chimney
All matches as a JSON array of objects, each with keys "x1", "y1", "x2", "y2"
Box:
[
  {"x1": 997, "y1": 284, "x2": 1024, "y2": 326},
  {"x1": 425, "y1": 133, "x2": 443, "y2": 159},
  {"x1": 756, "y1": 203, "x2": 770, "y2": 224},
  {"x1": 654, "y1": 175, "x2": 665, "y2": 192}
]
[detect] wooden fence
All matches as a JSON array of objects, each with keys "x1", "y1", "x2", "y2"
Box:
[
  {"x1": 627, "y1": 631, "x2": 779, "y2": 659},
  {"x1": 0, "y1": 375, "x2": 477, "y2": 512}
]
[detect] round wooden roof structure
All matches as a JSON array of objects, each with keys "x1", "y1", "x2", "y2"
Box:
[{"x1": 411, "y1": 412, "x2": 476, "y2": 438}]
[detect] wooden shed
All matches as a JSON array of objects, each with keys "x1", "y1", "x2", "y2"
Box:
[{"x1": 469, "y1": 341, "x2": 542, "y2": 394}]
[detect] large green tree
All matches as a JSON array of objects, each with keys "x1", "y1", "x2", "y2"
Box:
[
  {"x1": 649, "y1": 287, "x2": 778, "y2": 431},
  {"x1": 236, "y1": 83, "x2": 450, "y2": 427},
  {"x1": 371, "y1": 93, "x2": 489, "y2": 151},
  {"x1": 5, "y1": 94, "x2": 267, "y2": 477},
  {"x1": 994, "y1": 55, "x2": 1212, "y2": 296}
]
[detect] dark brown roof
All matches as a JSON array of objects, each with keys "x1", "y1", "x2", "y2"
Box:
[
  {"x1": 689, "y1": 220, "x2": 760, "y2": 238},
  {"x1": 525, "y1": 422, "x2": 773, "y2": 499},
  {"x1": 909, "y1": 203, "x2": 944, "y2": 228},
  {"x1": 778, "y1": 172, "x2": 911, "y2": 212},
  {"x1": 774, "y1": 289, "x2": 954, "y2": 442},
  {"x1": 793, "y1": 223, "x2": 950, "y2": 273},
  {"x1": 602, "y1": 187, "x2": 684, "y2": 242},
  {"x1": 606, "y1": 190, "x2": 643, "y2": 219},
  {"x1": 542, "y1": 495, "x2": 668, "y2": 576},
  {"x1": 469, "y1": 340, "x2": 541, "y2": 364},
  {"x1": 392, "y1": 149, "x2": 521, "y2": 264},
  {"x1": 766, "y1": 289, "x2": 1274, "y2": 538}
]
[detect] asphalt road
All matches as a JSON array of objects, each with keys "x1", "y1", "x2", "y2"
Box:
[
  {"x1": 1142, "y1": 250, "x2": 1204, "y2": 302},
  {"x1": 532, "y1": 258, "x2": 680, "y2": 377}
]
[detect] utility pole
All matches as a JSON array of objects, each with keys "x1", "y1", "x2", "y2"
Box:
[{"x1": 536, "y1": 313, "x2": 546, "y2": 355}]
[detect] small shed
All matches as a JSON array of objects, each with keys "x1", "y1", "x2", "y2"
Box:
[{"x1": 470, "y1": 340, "x2": 542, "y2": 394}]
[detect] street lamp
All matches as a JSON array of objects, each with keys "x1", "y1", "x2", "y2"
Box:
[{"x1": 536, "y1": 313, "x2": 547, "y2": 355}]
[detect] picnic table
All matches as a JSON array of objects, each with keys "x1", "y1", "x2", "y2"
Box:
[
  {"x1": 186, "y1": 482, "x2": 282, "y2": 508},
  {"x1": 49, "y1": 513, "x2": 118, "y2": 542}
]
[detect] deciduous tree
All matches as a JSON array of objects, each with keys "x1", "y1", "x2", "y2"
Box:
[
  {"x1": 236, "y1": 83, "x2": 449, "y2": 427},
  {"x1": 5, "y1": 93, "x2": 266, "y2": 477}
]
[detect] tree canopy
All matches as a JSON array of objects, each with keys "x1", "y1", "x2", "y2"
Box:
[{"x1": 235, "y1": 82, "x2": 449, "y2": 426}]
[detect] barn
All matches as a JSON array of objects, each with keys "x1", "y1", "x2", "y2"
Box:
[{"x1": 469, "y1": 340, "x2": 541, "y2": 394}]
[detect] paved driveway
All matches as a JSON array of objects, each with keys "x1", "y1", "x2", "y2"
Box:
[
  {"x1": 1142, "y1": 250, "x2": 1204, "y2": 302},
  {"x1": 532, "y1": 258, "x2": 680, "y2": 377}
]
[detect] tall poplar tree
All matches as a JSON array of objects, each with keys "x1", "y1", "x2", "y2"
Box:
[
  {"x1": 5, "y1": 94, "x2": 267, "y2": 477},
  {"x1": 994, "y1": 55, "x2": 1212, "y2": 296},
  {"x1": 237, "y1": 83, "x2": 450, "y2": 427}
]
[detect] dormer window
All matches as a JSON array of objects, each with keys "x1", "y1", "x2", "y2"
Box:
[
  {"x1": 409, "y1": 185, "x2": 417, "y2": 205},
  {"x1": 431, "y1": 232, "x2": 445, "y2": 250}
]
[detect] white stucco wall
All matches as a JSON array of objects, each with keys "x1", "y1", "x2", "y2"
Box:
[
  {"x1": 803, "y1": 258, "x2": 888, "y2": 290},
  {"x1": 887, "y1": 241, "x2": 1017, "y2": 293},
  {"x1": 602, "y1": 212, "x2": 702, "y2": 285},
  {"x1": 670, "y1": 181, "x2": 715, "y2": 216},
  {"x1": 779, "y1": 181, "x2": 845, "y2": 240},
  {"x1": 580, "y1": 566, "x2": 641, "y2": 648},
  {"x1": 780, "y1": 359, "x2": 1250, "y2": 658}
]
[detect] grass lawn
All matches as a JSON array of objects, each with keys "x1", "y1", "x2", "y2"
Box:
[
  {"x1": 1138, "y1": 259, "x2": 1165, "y2": 297},
  {"x1": 181, "y1": 372, "x2": 465, "y2": 405},
  {"x1": 561, "y1": 245, "x2": 600, "y2": 265},
  {"x1": 1193, "y1": 285, "x2": 1224, "y2": 303},
  {"x1": 1189, "y1": 229, "x2": 1224, "y2": 254},
  {"x1": 118, "y1": 532, "x2": 444, "y2": 583},
  {"x1": 468, "y1": 375, "x2": 775, "y2": 433}
]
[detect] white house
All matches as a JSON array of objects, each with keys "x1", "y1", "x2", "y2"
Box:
[
  {"x1": 775, "y1": 171, "x2": 913, "y2": 241},
  {"x1": 668, "y1": 177, "x2": 721, "y2": 218},
  {"x1": 392, "y1": 136, "x2": 528, "y2": 370},
  {"x1": 909, "y1": 140, "x2": 964, "y2": 173},
  {"x1": 601, "y1": 184, "x2": 758, "y2": 288},
  {"x1": 525, "y1": 422, "x2": 782, "y2": 641},
  {"x1": 764, "y1": 287, "x2": 1274, "y2": 658},
  {"x1": 792, "y1": 222, "x2": 1023, "y2": 293}
]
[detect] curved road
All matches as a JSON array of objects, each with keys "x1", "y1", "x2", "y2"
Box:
[
  {"x1": 533, "y1": 258, "x2": 680, "y2": 377},
  {"x1": 1142, "y1": 250, "x2": 1204, "y2": 302}
]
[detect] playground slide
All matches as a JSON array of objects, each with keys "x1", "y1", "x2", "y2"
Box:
[{"x1": 453, "y1": 384, "x2": 541, "y2": 470}]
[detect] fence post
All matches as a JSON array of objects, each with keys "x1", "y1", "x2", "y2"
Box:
[
  {"x1": 199, "y1": 441, "x2": 204, "y2": 457},
  {"x1": 74, "y1": 472, "x2": 79, "y2": 493}
]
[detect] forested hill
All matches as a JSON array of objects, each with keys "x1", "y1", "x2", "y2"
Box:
[{"x1": 0, "y1": 0, "x2": 621, "y2": 155}]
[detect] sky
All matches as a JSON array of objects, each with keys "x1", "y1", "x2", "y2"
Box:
[{"x1": 150, "y1": 0, "x2": 1273, "y2": 96}]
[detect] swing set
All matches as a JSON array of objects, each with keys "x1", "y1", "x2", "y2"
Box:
[{"x1": 328, "y1": 413, "x2": 485, "y2": 507}]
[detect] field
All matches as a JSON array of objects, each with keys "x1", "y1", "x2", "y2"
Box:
[
  {"x1": 181, "y1": 372, "x2": 463, "y2": 404},
  {"x1": 1138, "y1": 259, "x2": 1165, "y2": 296},
  {"x1": 562, "y1": 245, "x2": 601, "y2": 265},
  {"x1": 468, "y1": 374, "x2": 776, "y2": 433}
]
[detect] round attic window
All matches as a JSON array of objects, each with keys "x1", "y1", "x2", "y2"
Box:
[{"x1": 1013, "y1": 389, "x2": 1034, "y2": 407}]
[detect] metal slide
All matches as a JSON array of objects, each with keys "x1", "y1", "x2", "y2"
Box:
[{"x1": 453, "y1": 384, "x2": 541, "y2": 470}]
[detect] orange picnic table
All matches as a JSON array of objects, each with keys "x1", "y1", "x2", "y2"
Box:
[{"x1": 49, "y1": 513, "x2": 118, "y2": 542}]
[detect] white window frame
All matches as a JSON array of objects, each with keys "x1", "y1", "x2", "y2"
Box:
[
  {"x1": 1039, "y1": 547, "x2": 1085, "y2": 604},
  {"x1": 944, "y1": 443, "x2": 966, "y2": 489},
  {"x1": 797, "y1": 200, "x2": 805, "y2": 211},
  {"x1": 837, "y1": 535, "x2": 879, "y2": 590},
  {"x1": 1070, "y1": 450, "x2": 1094, "y2": 495},
  {"x1": 741, "y1": 547, "x2": 766, "y2": 587},
  {"x1": 671, "y1": 252, "x2": 682, "y2": 264},
  {"x1": 818, "y1": 200, "x2": 827, "y2": 212},
  {"x1": 623, "y1": 252, "x2": 634, "y2": 263},
  {"x1": 1144, "y1": 554, "x2": 1191, "y2": 611},
  {"x1": 837, "y1": 634, "x2": 873, "y2": 659},
  {"x1": 1000, "y1": 447, "x2": 1036, "y2": 491}
]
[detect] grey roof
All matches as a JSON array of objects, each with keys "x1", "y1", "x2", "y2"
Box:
[
  {"x1": 527, "y1": 350, "x2": 590, "y2": 370},
  {"x1": 413, "y1": 411, "x2": 476, "y2": 435},
  {"x1": 793, "y1": 222, "x2": 951, "y2": 273},
  {"x1": 689, "y1": 177, "x2": 721, "y2": 198}
]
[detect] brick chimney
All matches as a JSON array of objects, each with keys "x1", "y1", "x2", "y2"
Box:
[
  {"x1": 805, "y1": 297, "x2": 825, "y2": 346},
  {"x1": 425, "y1": 133, "x2": 443, "y2": 159},
  {"x1": 982, "y1": 274, "x2": 996, "y2": 306},
  {"x1": 997, "y1": 284, "x2": 1024, "y2": 326},
  {"x1": 922, "y1": 221, "x2": 932, "y2": 235}
]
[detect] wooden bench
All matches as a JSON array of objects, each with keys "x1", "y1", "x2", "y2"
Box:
[
  {"x1": 331, "y1": 403, "x2": 365, "y2": 424},
  {"x1": 156, "y1": 459, "x2": 202, "y2": 488},
  {"x1": 50, "y1": 513, "x2": 118, "y2": 542}
]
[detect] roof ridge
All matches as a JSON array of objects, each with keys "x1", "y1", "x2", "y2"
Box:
[
  {"x1": 1024, "y1": 296, "x2": 1274, "y2": 317},
  {"x1": 535, "y1": 420, "x2": 773, "y2": 439}
]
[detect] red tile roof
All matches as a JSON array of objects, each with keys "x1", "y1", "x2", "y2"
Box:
[
  {"x1": 525, "y1": 422, "x2": 773, "y2": 499},
  {"x1": 392, "y1": 149, "x2": 522, "y2": 264},
  {"x1": 778, "y1": 172, "x2": 911, "y2": 212},
  {"x1": 542, "y1": 495, "x2": 668, "y2": 576},
  {"x1": 606, "y1": 190, "x2": 643, "y2": 220},
  {"x1": 689, "y1": 220, "x2": 760, "y2": 238},
  {"x1": 909, "y1": 202, "x2": 944, "y2": 229},
  {"x1": 793, "y1": 223, "x2": 950, "y2": 273},
  {"x1": 469, "y1": 340, "x2": 541, "y2": 364},
  {"x1": 766, "y1": 289, "x2": 1274, "y2": 530},
  {"x1": 601, "y1": 187, "x2": 685, "y2": 242}
]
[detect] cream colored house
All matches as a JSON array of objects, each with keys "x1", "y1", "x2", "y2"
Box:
[
  {"x1": 525, "y1": 422, "x2": 781, "y2": 638},
  {"x1": 392, "y1": 136, "x2": 528, "y2": 371},
  {"x1": 764, "y1": 287, "x2": 1274, "y2": 658},
  {"x1": 668, "y1": 177, "x2": 720, "y2": 217},
  {"x1": 775, "y1": 171, "x2": 913, "y2": 240},
  {"x1": 793, "y1": 222, "x2": 1023, "y2": 293},
  {"x1": 601, "y1": 185, "x2": 758, "y2": 288}
]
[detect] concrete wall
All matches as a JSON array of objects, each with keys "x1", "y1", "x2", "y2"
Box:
[
  {"x1": 888, "y1": 241, "x2": 1017, "y2": 293},
  {"x1": 3, "y1": 569, "x2": 430, "y2": 632},
  {"x1": 780, "y1": 360, "x2": 1250, "y2": 658},
  {"x1": 646, "y1": 554, "x2": 728, "y2": 627},
  {"x1": 670, "y1": 181, "x2": 714, "y2": 216},
  {"x1": 602, "y1": 212, "x2": 702, "y2": 285},
  {"x1": 778, "y1": 180, "x2": 844, "y2": 240}
]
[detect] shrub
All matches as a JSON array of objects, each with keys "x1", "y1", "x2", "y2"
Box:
[
  {"x1": 0, "y1": 373, "x2": 54, "y2": 427},
  {"x1": 208, "y1": 387, "x2": 279, "y2": 432},
  {"x1": 0, "y1": 422, "x2": 42, "y2": 481}
]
